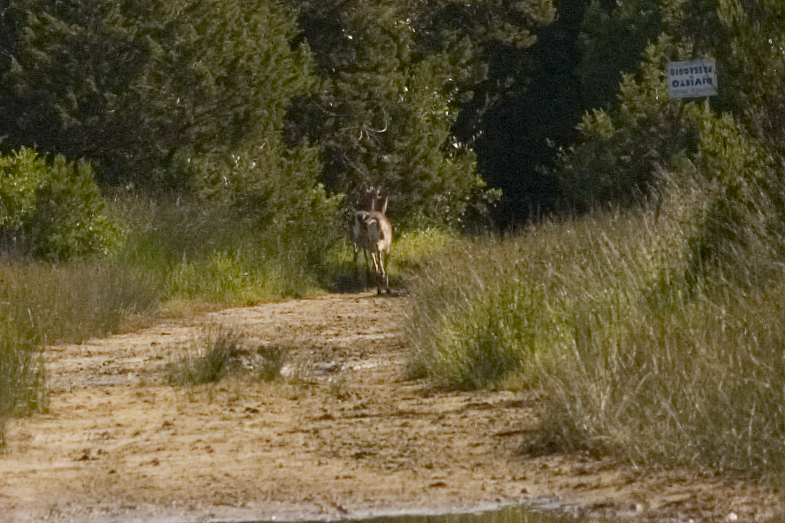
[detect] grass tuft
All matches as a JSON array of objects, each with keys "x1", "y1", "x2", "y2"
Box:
[
  {"x1": 256, "y1": 345, "x2": 287, "y2": 382},
  {"x1": 167, "y1": 326, "x2": 288, "y2": 386},
  {"x1": 167, "y1": 326, "x2": 245, "y2": 386},
  {"x1": 0, "y1": 332, "x2": 47, "y2": 445}
]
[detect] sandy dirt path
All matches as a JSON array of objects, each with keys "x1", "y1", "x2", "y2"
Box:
[{"x1": 0, "y1": 293, "x2": 781, "y2": 522}]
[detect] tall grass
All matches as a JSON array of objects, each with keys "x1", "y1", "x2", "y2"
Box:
[
  {"x1": 0, "y1": 330, "x2": 45, "y2": 445},
  {"x1": 407, "y1": 186, "x2": 785, "y2": 478},
  {"x1": 0, "y1": 262, "x2": 158, "y2": 343},
  {"x1": 109, "y1": 195, "x2": 336, "y2": 302},
  {"x1": 0, "y1": 261, "x2": 157, "y2": 443},
  {"x1": 406, "y1": 212, "x2": 663, "y2": 390}
]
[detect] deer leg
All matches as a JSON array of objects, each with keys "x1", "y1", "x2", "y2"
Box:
[
  {"x1": 372, "y1": 251, "x2": 386, "y2": 294},
  {"x1": 380, "y1": 250, "x2": 390, "y2": 293},
  {"x1": 363, "y1": 249, "x2": 372, "y2": 287}
]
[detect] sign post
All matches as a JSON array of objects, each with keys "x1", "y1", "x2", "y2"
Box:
[
  {"x1": 667, "y1": 59, "x2": 717, "y2": 99},
  {"x1": 654, "y1": 59, "x2": 718, "y2": 222}
]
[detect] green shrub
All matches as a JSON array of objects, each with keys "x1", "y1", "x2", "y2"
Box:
[
  {"x1": 112, "y1": 187, "x2": 342, "y2": 303},
  {"x1": 0, "y1": 148, "x2": 122, "y2": 261},
  {"x1": 406, "y1": 221, "x2": 620, "y2": 390}
]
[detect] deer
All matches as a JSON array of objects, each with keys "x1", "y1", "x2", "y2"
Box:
[
  {"x1": 352, "y1": 186, "x2": 392, "y2": 294},
  {"x1": 351, "y1": 185, "x2": 377, "y2": 285},
  {"x1": 351, "y1": 186, "x2": 376, "y2": 282}
]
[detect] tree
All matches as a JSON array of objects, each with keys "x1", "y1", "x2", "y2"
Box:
[
  {"x1": 555, "y1": 0, "x2": 785, "y2": 287},
  {"x1": 0, "y1": 0, "x2": 316, "y2": 188},
  {"x1": 415, "y1": 0, "x2": 557, "y2": 227},
  {"x1": 285, "y1": 0, "x2": 489, "y2": 229}
]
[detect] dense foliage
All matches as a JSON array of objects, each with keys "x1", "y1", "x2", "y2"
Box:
[
  {"x1": 0, "y1": 147, "x2": 122, "y2": 260},
  {"x1": 558, "y1": 0, "x2": 785, "y2": 286},
  {"x1": 0, "y1": 0, "x2": 317, "y2": 189},
  {"x1": 1, "y1": 0, "x2": 781, "y2": 230},
  {"x1": 283, "y1": 0, "x2": 499, "y2": 228}
]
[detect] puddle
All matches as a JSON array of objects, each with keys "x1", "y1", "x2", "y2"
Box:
[
  {"x1": 348, "y1": 504, "x2": 583, "y2": 523},
  {"x1": 259, "y1": 502, "x2": 622, "y2": 523}
]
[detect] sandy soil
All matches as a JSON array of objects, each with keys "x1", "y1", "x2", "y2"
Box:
[{"x1": 0, "y1": 292, "x2": 781, "y2": 523}]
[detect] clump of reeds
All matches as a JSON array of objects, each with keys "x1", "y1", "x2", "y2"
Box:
[
  {"x1": 167, "y1": 326, "x2": 243, "y2": 386},
  {"x1": 0, "y1": 261, "x2": 158, "y2": 343},
  {"x1": 0, "y1": 329, "x2": 47, "y2": 445}
]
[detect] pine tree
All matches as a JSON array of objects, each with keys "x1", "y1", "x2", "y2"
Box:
[
  {"x1": 0, "y1": 0, "x2": 316, "y2": 189},
  {"x1": 285, "y1": 0, "x2": 489, "y2": 228}
]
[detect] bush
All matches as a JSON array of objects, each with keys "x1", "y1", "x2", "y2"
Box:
[
  {"x1": 0, "y1": 148, "x2": 122, "y2": 261},
  {"x1": 112, "y1": 186, "x2": 342, "y2": 303},
  {"x1": 538, "y1": 266, "x2": 785, "y2": 478}
]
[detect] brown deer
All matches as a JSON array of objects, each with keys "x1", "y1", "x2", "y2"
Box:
[
  {"x1": 351, "y1": 186, "x2": 376, "y2": 284},
  {"x1": 353, "y1": 186, "x2": 392, "y2": 294}
]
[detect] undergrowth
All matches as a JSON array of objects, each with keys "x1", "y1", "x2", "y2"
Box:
[{"x1": 110, "y1": 195, "x2": 335, "y2": 303}]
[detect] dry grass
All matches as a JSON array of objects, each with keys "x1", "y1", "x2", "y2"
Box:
[
  {"x1": 0, "y1": 261, "x2": 157, "y2": 442},
  {"x1": 407, "y1": 185, "x2": 785, "y2": 478},
  {"x1": 166, "y1": 325, "x2": 288, "y2": 386}
]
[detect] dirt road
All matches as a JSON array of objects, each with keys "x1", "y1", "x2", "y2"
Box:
[{"x1": 0, "y1": 293, "x2": 781, "y2": 522}]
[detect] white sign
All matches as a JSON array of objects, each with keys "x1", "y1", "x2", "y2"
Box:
[{"x1": 667, "y1": 59, "x2": 717, "y2": 99}]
